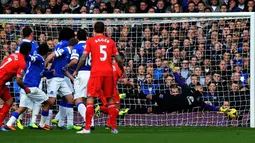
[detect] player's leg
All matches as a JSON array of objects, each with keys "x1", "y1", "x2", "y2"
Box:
[
  {"x1": 104, "y1": 77, "x2": 119, "y2": 133},
  {"x1": 0, "y1": 86, "x2": 13, "y2": 132},
  {"x1": 39, "y1": 78, "x2": 58, "y2": 130},
  {"x1": 17, "y1": 110, "x2": 26, "y2": 130},
  {"x1": 77, "y1": 76, "x2": 100, "y2": 134},
  {"x1": 95, "y1": 95, "x2": 108, "y2": 117},
  {"x1": 5, "y1": 106, "x2": 27, "y2": 131},
  {"x1": 29, "y1": 103, "x2": 41, "y2": 129},
  {"x1": 57, "y1": 103, "x2": 67, "y2": 128}
]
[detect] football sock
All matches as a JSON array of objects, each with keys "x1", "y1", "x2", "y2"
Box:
[
  {"x1": 85, "y1": 103, "x2": 94, "y2": 130},
  {"x1": 66, "y1": 103, "x2": 74, "y2": 127},
  {"x1": 54, "y1": 110, "x2": 61, "y2": 121},
  {"x1": 6, "y1": 112, "x2": 19, "y2": 126},
  {"x1": 100, "y1": 106, "x2": 108, "y2": 114},
  {"x1": 45, "y1": 109, "x2": 53, "y2": 125},
  {"x1": 58, "y1": 105, "x2": 66, "y2": 127},
  {"x1": 77, "y1": 102, "x2": 86, "y2": 120},
  {"x1": 31, "y1": 104, "x2": 40, "y2": 124},
  {"x1": 0, "y1": 104, "x2": 10, "y2": 126},
  {"x1": 108, "y1": 104, "x2": 119, "y2": 130},
  {"x1": 39, "y1": 110, "x2": 49, "y2": 126},
  {"x1": 204, "y1": 104, "x2": 220, "y2": 111},
  {"x1": 106, "y1": 116, "x2": 111, "y2": 126},
  {"x1": 18, "y1": 111, "x2": 26, "y2": 120},
  {"x1": 91, "y1": 116, "x2": 95, "y2": 127}
]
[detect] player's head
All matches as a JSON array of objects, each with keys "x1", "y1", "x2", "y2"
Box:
[
  {"x1": 38, "y1": 43, "x2": 49, "y2": 57},
  {"x1": 68, "y1": 38, "x2": 79, "y2": 47},
  {"x1": 59, "y1": 27, "x2": 75, "y2": 41},
  {"x1": 19, "y1": 42, "x2": 31, "y2": 56},
  {"x1": 94, "y1": 22, "x2": 105, "y2": 34},
  {"x1": 77, "y1": 29, "x2": 87, "y2": 41},
  {"x1": 23, "y1": 26, "x2": 33, "y2": 39}
]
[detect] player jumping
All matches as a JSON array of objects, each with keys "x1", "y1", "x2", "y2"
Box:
[
  {"x1": 74, "y1": 22, "x2": 124, "y2": 134},
  {"x1": 0, "y1": 42, "x2": 31, "y2": 132}
]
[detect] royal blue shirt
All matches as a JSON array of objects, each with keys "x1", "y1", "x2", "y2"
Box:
[{"x1": 70, "y1": 41, "x2": 91, "y2": 71}]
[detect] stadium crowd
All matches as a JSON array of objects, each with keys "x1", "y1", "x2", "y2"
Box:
[{"x1": 0, "y1": 0, "x2": 251, "y2": 117}]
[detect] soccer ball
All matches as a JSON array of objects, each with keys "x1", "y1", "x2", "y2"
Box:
[{"x1": 227, "y1": 108, "x2": 238, "y2": 118}]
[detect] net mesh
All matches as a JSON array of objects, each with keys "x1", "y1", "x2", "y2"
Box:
[{"x1": 0, "y1": 16, "x2": 251, "y2": 127}]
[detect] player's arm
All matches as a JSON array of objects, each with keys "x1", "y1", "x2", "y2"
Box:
[
  {"x1": 16, "y1": 64, "x2": 30, "y2": 94},
  {"x1": 68, "y1": 58, "x2": 78, "y2": 69},
  {"x1": 44, "y1": 52, "x2": 56, "y2": 68},
  {"x1": 115, "y1": 55, "x2": 124, "y2": 73},
  {"x1": 75, "y1": 53, "x2": 88, "y2": 72}
]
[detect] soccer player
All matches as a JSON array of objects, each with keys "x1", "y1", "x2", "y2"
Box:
[
  {"x1": 15, "y1": 26, "x2": 38, "y2": 55},
  {"x1": 39, "y1": 29, "x2": 76, "y2": 130},
  {"x1": 95, "y1": 53, "x2": 126, "y2": 128},
  {"x1": 5, "y1": 44, "x2": 53, "y2": 130},
  {"x1": 65, "y1": 29, "x2": 95, "y2": 129},
  {"x1": 148, "y1": 83, "x2": 233, "y2": 115},
  {"x1": 74, "y1": 22, "x2": 124, "y2": 134},
  {"x1": 15, "y1": 26, "x2": 40, "y2": 129},
  {"x1": 0, "y1": 42, "x2": 31, "y2": 132}
]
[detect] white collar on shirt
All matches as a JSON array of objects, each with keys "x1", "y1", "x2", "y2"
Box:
[
  {"x1": 78, "y1": 41, "x2": 86, "y2": 44},
  {"x1": 22, "y1": 39, "x2": 31, "y2": 42}
]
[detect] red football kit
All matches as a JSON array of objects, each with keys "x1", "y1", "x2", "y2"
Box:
[
  {"x1": 0, "y1": 53, "x2": 26, "y2": 101},
  {"x1": 84, "y1": 35, "x2": 118, "y2": 98},
  {"x1": 100, "y1": 62, "x2": 122, "y2": 106}
]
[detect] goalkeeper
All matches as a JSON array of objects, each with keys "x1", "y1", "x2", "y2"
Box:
[{"x1": 147, "y1": 83, "x2": 233, "y2": 114}]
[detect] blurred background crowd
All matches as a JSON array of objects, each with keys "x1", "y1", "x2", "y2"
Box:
[{"x1": 0, "y1": 0, "x2": 252, "y2": 115}]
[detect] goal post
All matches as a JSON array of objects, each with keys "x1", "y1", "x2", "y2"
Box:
[{"x1": 0, "y1": 12, "x2": 254, "y2": 128}]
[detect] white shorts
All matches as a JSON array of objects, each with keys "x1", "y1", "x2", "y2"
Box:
[
  {"x1": 64, "y1": 76, "x2": 74, "y2": 93},
  {"x1": 47, "y1": 77, "x2": 72, "y2": 98},
  {"x1": 74, "y1": 71, "x2": 90, "y2": 100},
  {"x1": 19, "y1": 87, "x2": 48, "y2": 109}
]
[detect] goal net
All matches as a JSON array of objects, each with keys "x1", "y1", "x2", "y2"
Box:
[{"x1": 0, "y1": 13, "x2": 254, "y2": 127}]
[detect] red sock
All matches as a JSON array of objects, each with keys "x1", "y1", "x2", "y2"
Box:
[
  {"x1": 85, "y1": 103, "x2": 94, "y2": 130},
  {"x1": 0, "y1": 104, "x2": 10, "y2": 126},
  {"x1": 106, "y1": 115, "x2": 111, "y2": 126},
  {"x1": 108, "y1": 104, "x2": 119, "y2": 130},
  {"x1": 100, "y1": 106, "x2": 108, "y2": 114}
]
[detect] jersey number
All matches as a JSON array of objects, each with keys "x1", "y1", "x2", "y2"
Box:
[
  {"x1": 0, "y1": 58, "x2": 12, "y2": 69},
  {"x1": 85, "y1": 53, "x2": 92, "y2": 66},
  {"x1": 100, "y1": 45, "x2": 107, "y2": 61}
]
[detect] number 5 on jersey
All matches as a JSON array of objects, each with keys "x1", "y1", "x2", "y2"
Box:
[{"x1": 100, "y1": 45, "x2": 107, "y2": 61}]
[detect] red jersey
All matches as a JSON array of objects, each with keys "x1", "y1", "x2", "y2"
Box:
[
  {"x1": 112, "y1": 62, "x2": 122, "y2": 86},
  {"x1": 84, "y1": 35, "x2": 118, "y2": 77},
  {"x1": 0, "y1": 53, "x2": 26, "y2": 85}
]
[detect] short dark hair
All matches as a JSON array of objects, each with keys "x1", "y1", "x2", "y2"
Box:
[
  {"x1": 68, "y1": 38, "x2": 78, "y2": 46},
  {"x1": 59, "y1": 27, "x2": 75, "y2": 41},
  {"x1": 23, "y1": 26, "x2": 33, "y2": 38},
  {"x1": 94, "y1": 22, "x2": 105, "y2": 33},
  {"x1": 38, "y1": 44, "x2": 49, "y2": 56},
  {"x1": 77, "y1": 29, "x2": 87, "y2": 41},
  {"x1": 19, "y1": 42, "x2": 31, "y2": 56}
]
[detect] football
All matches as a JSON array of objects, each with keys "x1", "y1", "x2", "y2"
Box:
[{"x1": 227, "y1": 108, "x2": 238, "y2": 118}]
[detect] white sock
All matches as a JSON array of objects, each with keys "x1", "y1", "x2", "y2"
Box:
[
  {"x1": 18, "y1": 111, "x2": 26, "y2": 120},
  {"x1": 31, "y1": 104, "x2": 41, "y2": 124},
  {"x1": 6, "y1": 116, "x2": 17, "y2": 126},
  {"x1": 58, "y1": 106, "x2": 66, "y2": 127},
  {"x1": 77, "y1": 103, "x2": 86, "y2": 120},
  {"x1": 39, "y1": 115, "x2": 48, "y2": 126},
  {"x1": 66, "y1": 107, "x2": 74, "y2": 127},
  {"x1": 45, "y1": 109, "x2": 52, "y2": 125},
  {"x1": 55, "y1": 110, "x2": 61, "y2": 121},
  {"x1": 91, "y1": 116, "x2": 94, "y2": 127}
]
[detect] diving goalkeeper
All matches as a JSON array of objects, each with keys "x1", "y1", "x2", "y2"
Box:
[{"x1": 147, "y1": 83, "x2": 234, "y2": 114}]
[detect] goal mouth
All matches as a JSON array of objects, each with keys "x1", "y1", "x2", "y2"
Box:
[{"x1": 1, "y1": 13, "x2": 254, "y2": 128}]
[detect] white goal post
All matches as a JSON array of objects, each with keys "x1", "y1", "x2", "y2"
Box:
[{"x1": 0, "y1": 12, "x2": 254, "y2": 128}]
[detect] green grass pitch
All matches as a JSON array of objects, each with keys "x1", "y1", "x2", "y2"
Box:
[{"x1": 0, "y1": 127, "x2": 254, "y2": 143}]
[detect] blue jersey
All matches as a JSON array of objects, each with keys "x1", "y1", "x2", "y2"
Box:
[
  {"x1": 48, "y1": 40, "x2": 71, "y2": 79},
  {"x1": 16, "y1": 39, "x2": 38, "y2": 56},
  {"x1": 24, "y1": 54, "x2": 44, "y2": 87},
  {"x1": 70, "y1": 41, "x2": 91, "y2": 71}
]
